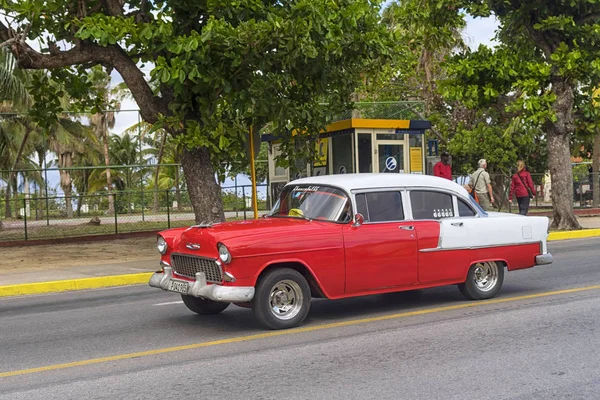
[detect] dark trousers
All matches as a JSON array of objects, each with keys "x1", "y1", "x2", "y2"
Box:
[{"x1": 517, "y1": 196, "x2": 530, "y2": 215}]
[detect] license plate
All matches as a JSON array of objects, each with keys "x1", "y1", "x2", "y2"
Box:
[{"x1": 168, "y1": 280, "x2": 189, "y2": 294}]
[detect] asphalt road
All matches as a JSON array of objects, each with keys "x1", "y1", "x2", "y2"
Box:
[{"x1": 0, "y1": 239, "x2": 599, "y2": 400}]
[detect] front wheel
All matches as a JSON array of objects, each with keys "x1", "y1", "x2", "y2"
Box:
[
  {"x1": 181, "y1": 295, "x2": 230, "y2": 315},
  {"x1": 252, "y1": 268, "x2": 311, "y2": 330},
  {"x1": 458, "y1": 261, "x2": 504, "y2": 300}
]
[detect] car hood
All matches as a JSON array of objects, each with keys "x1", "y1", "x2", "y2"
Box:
[{"x1": 173, "y1": 217, "x2": 343, "y2": 259}]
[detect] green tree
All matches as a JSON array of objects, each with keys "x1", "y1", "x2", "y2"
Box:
[
  {"x1": 0, "y1": 0, "x2": 392, "y2": 223},
  {"x1": 385, "y1": 0, "x2": 600, "y2": 229}
]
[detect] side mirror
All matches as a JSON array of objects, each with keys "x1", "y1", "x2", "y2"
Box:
[{"x1": 352, "y1": 213, "x2": 364, "y2": 227}]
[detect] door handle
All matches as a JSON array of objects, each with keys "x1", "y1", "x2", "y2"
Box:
[
  {"x1": 400, "y1": 226, "x2": 414, "y2": 231},
  {"x1": 451, "y1": 222, "x2": 464, "y2": 227}
]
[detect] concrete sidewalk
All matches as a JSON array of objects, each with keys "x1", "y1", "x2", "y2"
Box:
[{"x1": 1, "y1": 216, "x2": 600, "y2": 297}]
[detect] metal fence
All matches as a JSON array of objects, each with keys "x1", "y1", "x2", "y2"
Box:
[
  {"x1": 0, "y1": 184, "x2": 269, "y2": 242},
  {"x1": 3, "y1": 170, "x2": 600, "y2": 242}
]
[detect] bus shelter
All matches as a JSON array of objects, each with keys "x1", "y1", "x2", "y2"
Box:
[{"x1": 262, "y1": 118, "x2": 432, "y2": 200}]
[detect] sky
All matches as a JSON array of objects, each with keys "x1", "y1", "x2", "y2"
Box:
[{"x1": 27, "y1": 11, "x2": 499, "y2": 197}]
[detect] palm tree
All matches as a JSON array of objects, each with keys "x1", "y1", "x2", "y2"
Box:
[
  {"x1": 1, "y1": 49, "x2": 34, "y2": 219},
  {"x1": 48, "y1": 117, "x2": 97, "y2": 218},
  {"x1": 88, "y1": 66, "x2": 123, "y2": 215},
  {"x1": 71, "y1": 134, "x2": 103, "y2": 216},
  {"x1": 109, "y1": 132, "x2": 139, "y2": 213},
  {"x1": 0, "y1": 48, "x2": 29, "y2": 108}
]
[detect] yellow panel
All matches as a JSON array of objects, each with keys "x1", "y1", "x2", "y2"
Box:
[
  {"x1": 314, "y1": 138, "x2": 329, "y2": 167},
  {"x1": 410, "y1": 147, "x2": 423, "y2": 172},
  {"x1": 324, "y1": 118, "x2": 410, "y2": 133}
]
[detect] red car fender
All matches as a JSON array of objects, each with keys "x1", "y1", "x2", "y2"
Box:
[{"x1": 254, "y1": 257, "x2": 332, "y2": 299}]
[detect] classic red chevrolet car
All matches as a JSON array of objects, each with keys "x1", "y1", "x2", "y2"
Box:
[{"x1": 149, "y1": 174, "x2": 553, "y2": 329}]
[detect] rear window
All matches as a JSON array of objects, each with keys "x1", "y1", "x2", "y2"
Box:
[
  {"x1": 355, "y1": 191, "x2": 404, "y2": 222},
  {"x1": 410, "y1": 190, "x2": 454, "y2": 220}
]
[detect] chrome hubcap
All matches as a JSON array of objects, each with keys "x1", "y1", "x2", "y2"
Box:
[
  {"x1": 473, "y1": 262, "x2": 499, "y2": 292},
  {"x1": 269, "y1": 280, "x2": 303, "y2": 320}
]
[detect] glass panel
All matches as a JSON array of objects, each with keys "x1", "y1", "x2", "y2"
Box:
[
  {"x1": 269, "y1": 185, "x2": 349, "y2": 222},
  {"x1": 410, "y1": 191, "x2": 454, "y2": 220},
  {"x1": 332, "y1": 134, "x2": 354, "y2": 174},
  {"x1": 458, "y1": 198, "x2": 476, "y2": 217},
  {"x1": 290, "y1": 157, "x2": 308, "y2": 180},
  {"x1": 364, "y1": 191, "x2": 404, "y2": 222},
  {"x1": 409, "y1": 134, "x2": 423, "y2": 148},
  {"x1": 358, "y1": 134, "x2": 372, "y2": 173},
  {"x1": 378, "y1": 144, "x2": 404, "y2": 173},
  {"x1": 376, "y1": 133, "x2": 404, "y2": 141},
  {"x1": 356, "y1": 193, "x2": 368, "y2": 217}
]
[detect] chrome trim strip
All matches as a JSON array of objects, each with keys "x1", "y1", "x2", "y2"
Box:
[
  {"x1": 420, "y1": 241, "x2": 543, "y2": 253},
  {"x1": 149, "y1": 267, "x2": 254, "y2": 302}
]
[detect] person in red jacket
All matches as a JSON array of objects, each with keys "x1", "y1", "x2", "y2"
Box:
[
  {"x1": 433, "y1": 152, "x2": 452, "y2": 180},
  {"x1": 509, "y1": 160, "x2": 536, "y2": 215}
]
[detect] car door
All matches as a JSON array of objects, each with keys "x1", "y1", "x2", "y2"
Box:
[
  {"x1": 409, "y1": 190, "x2": 472, "y2": 283},
  {"x1": 343, "y1": 189, "x2": 419, "y2": 294}
]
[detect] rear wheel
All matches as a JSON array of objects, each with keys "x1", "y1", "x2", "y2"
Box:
[
  {"x1": 181, "y1": 295, "x2": 230, "y2": 315},
  {"x1": 458, "y1": 261, "x2": 504, "y2": 300},
  {"x1": 252, "y1": 268, "x2": 311, "y2": 330}
]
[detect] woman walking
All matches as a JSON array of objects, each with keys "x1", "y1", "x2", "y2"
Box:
[{"x1": 509, "y1": 160, "x2": 536, "y2": 215}]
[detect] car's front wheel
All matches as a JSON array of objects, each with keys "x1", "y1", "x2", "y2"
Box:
[
  {"x1": 252, "y1": 268, "x2": 311, "y2": 330},
  {"x1": 181, "y1": 295, "x2": 230, "y2": 315},
  {"x1": 458, "y1": 261, "x2": 504, "y2": 300}
]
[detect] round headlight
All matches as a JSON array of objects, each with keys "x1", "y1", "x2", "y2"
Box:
[
  {"x1": 157, "y1": 236, "x2": 168, "y2": 255},
  {"x1": 218, "y1": 243, "x2": 231, "y2": 264}
]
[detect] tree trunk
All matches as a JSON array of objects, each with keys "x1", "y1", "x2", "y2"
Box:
[
  {"x1": 175, "y1": 165, "x2": 182, "y2": 212},
  {"x1": 37, "y1": 152, "x2": 45, "y2": 220},
  {"x1": 60, "y1": 168, "x2": 74, "y2": 218},
  {"x1": 593, "y1": 130, "x2": 600, "y2": 208},
  {"x1": 180, "y1": 147, "x2": 224, "y2": 223},
  {"x1": 63, "y1": 180, "x2": 73, "y2": 218},
  {"x1": 546, "y1": 80, "x2": 580, "y2": 230},
  {"x1": 4, "y1": 185, "x2": 11, "y2": 219},
  {"x1": 4, "y1": 127, "x2": 33, "y2": 219},
  {"x1": 100, "y1": 115, "x2": 115, "y2": 215},
  {"x1": 153, "y1": 131, "x2": 167, "y2": 213}
]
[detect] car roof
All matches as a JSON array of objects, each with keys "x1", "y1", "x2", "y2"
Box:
[{"x1": 289, "y1": 173, "x2": 469, "y2": 197}]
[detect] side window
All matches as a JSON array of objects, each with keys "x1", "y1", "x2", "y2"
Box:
[
  {"x1": 458, "y1": 198, "x2": 476, "y2": 217},
  {"x1": 410, "y1": 191, "x2": 454, "y2": 220},
  {"x1": 355, "y1": 192, "x2": 404, "y2": 222}
]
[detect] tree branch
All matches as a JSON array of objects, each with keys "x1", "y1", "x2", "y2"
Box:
[
  {"x1": 103, "y1": 0, "x2": 125, "y2": 16},
  {"x1": 526, "y1": 24, "x2": 553, "y2": 59},
  {"x1": 1, "y1": 19, "x2": 167, "y2": 125},
  {"x1": 578, "y1": 12, "x2": 600, "y2": 25}
]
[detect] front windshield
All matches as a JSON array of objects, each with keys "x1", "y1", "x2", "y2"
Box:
[{"x1": 269, "y1": 185, "x2": 351, "y2": 223}]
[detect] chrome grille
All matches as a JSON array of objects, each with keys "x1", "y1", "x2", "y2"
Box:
[{"x1": 170, "y1": 253, "x2": 223, "y2": 283}]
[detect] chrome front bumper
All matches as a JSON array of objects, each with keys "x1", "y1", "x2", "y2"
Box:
[
  {"x1": 149, "y1": 266, "x2": 255, "y2": 303},
  {"x1": 535, "y1": 253, "x2": 553, "y2": 265}
]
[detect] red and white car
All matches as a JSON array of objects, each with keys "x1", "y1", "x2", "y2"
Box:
[{"x1": 149, "y1": 174, "x2": 553, "y2": 329}]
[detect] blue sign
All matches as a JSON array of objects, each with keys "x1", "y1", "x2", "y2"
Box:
[{"x1": 385, "y1": 157, "x2": 397, "y2": 171}]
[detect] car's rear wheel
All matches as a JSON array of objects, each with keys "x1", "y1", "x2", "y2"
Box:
[
  {"x1": 252, "y1": 268, "x2": 311, "y2": 330},
  {"x1": 458, "y1": 261, "x2": 504, "y2": 300},
  {"x1": 181, "y1": 295, "x2": 230, "y2": 315}
]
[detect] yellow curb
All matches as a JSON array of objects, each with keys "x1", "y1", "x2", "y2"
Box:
[
  {"x1": 0, "y1": 272, "x2": 153, "y2": 298},
  {"x1": 548, "y1": 228, "x2": 600, "y2": 241}
]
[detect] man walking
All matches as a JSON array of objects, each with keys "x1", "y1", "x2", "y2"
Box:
[
  {"x1": 470, "y1": 159, "x2": 494, "y2": 211},
  {"x1": 433, "y1": 151, "x2": 452, "y2": 180}
]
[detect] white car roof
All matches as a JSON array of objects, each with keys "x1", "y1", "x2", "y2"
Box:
[{"x1": 289, "y1": 173, "x2": 470, "y2": 197}]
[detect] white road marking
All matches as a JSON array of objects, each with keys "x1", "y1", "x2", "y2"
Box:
[{"x1": 153, "y1": 301, "x2": 184, "y2": 306}]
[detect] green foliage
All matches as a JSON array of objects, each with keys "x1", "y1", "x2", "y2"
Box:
[{"x1": 1, "y1": 0, "x2": 393, "y2": 174}]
